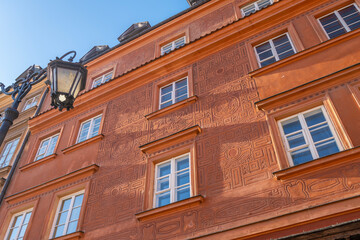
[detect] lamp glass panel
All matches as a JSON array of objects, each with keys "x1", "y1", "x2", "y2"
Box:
[{"x1": 56, "y1": 67, "x2": 78, "y2": 93}]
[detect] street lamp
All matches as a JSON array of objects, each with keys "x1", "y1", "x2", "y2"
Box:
[
  {"x1": 48, "y1": 51, "x2": 87, "y2": 111},
  {"x1": 0, "y1": 51, "x2": 87, "y2": 146}
]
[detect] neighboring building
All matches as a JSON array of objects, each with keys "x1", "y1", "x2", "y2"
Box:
[
  {"x1": 1, "y1": 0, "x2": 360, "y2": 239},
  {"x1": 0, "y1": 66, "x2": 47, "y2": 192}
]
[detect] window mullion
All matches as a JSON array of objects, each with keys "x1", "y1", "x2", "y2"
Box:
[
  {"x1": 269, "y1": 39, "x2": 279, "y2": 61},
  {"x1": 87, "y1": 119, "x2": 94, "y2": 139},
  {"x1": 299, "y1": 114, "x2": 319, "y2": 159},
  {"x1": 171, "y1": 82, "x2": 176, "y2": 104},
  {"x1": 63, "y1": 196, "x2": 75, "y2": 235},
  {"x1": 171, "y1": 158, "x2": 176, "y2": 203}
]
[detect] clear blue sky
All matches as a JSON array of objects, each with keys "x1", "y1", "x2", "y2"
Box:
[{"x1": 0, "y1": 0, "x2": 189, "y2": 87}]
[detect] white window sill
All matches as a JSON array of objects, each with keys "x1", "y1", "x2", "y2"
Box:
[{"x1": 273, "y1": 147, "x2": 360, "y2": 180}]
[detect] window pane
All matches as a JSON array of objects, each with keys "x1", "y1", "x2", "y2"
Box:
[
  {"x1": 13, "y1": 215, "x2": 23, "y2": 227},
  {"x1": 73, "y1": 194, "x2": 84, "y2": 207},
  {"x1": 103, "y1": 73, "x2": 112, "y2": 82},
  {"x1": 54, "y1": 225, "x2": 65, "y2": 238},
  {"x1": 66, "y1": 221, "x2": 78, "y2": 234},
  {"x1": 78, "y1": 122, "x2": 91, "y2": 142},
  {"x1": 158, "y1": 163, "x2": 171, "y2": 177},
  {"x1": 69, "y1": 207, "x2": 81, "y2": 221},
  {"x1": 23, "y1": 212, "x2": 32, "y2": 224},
  {"x1": 260, "y1": 57, "x2": 276, "y2": 67},
  {"x1": 157, "y1": 177, "x2": 169, "y2": 191},
  {"x1": 174, "y1": 37, "x2": 185, "y2": 48},
  {"x1": 175, "y1": 95, "x2": 187, "y2": 103},
  {"x1": 175, "y1": 79, "x2": 187, "y2": 89},
  {"x1": 339, "y1": 5, "x2": 360, "y2": 30},
  {"x1": 309, "y1": 123, "x2": 333, "y2": 142},
  {"x1": 46, "y1": 135, "x2": 59, "y2": 157},
  {"x1": 60, "y1": 198, "x2": 71, "y2": 211},
  {"x1": 243, "y1": 4, "x2": 256, "y2": 16},
  {"x1": 157, "y1": 191, "x2": 170, "y2": 207},
  {"x1": 176, "y1": 186, "x2": 190, "y2": 201},
  {"x1": 18, "y1": 225, "x2": 27, "y2": 238},
  {"x1": 161, "y1": 92, "x2": 172, "y2": 103},
  {"x1": 258, "y1": 49, "x2": 274, "y2": 61},
  {"x1": 176, "y1": 157, "x2": 189, "y2": 171},
  {"x1": 160, "y1": 101, "x2": 172, "y2": 109},
  {"x1": 291, "y1": 147, "x2": 313, "y2": 165},
  {"x1": 286, "y1": 132, "x2": 306, "y2": 149},
  {"x1": 177, "y1": 172, "x2": 190, "y2": 186},
  {"x1": 56, "y1": 211, "x2": 68, "y2": 226},
  {"x1": 161, "y1": 85, "x2": 173, "y2": 95},
  {"x1": 281, "y1": 117, "x2": 302, "y2": 134},
  {"x1": 90, "y1": 117, "x2": 101, "y2": 138},
  {"x1": 256, "y1": 42, "x2": 271, "y2": 55},
  {"x1": 175, "y1": 87, "x2": 188, "y2": 99},
  {"x1": 315, "y1": 139, "x2": 340, "y2": 157},
  {"x1": 8, "y1": 227, "x2": 19, "y2": 240},
  {"x1": 257, "y1": 0, "x2": 272, "y2": 9},
  {"x1": 304, "y1": 108, "x2": 326, "y2": 126},
  {"x1": 93, "y1": 78, "x2": 102, "y2": 87}
]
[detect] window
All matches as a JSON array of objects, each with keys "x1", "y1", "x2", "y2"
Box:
[
  {"x1": 0, "y1": 138, "x2": 20, "y2": 168},
  {"x1": 161, "y1": 36, "x2": 186, "y2": 55},
  {"x1": 92, "y1": 72, "x2": 113, "y2": 88},
  {"x1": 22, "y1": 95, "x2": 40, "y2": 111},
  {"x1": 34, "y1": 134, "x2": 59, "y2": 161},
  {"x1": 51, "y1": 191, "x2": 84, "y2": 238},
  {"x1": 77, "y1": 115, "x2": 102, "y2": 143},
  {"x1": 278, "y1": 106, "x2": 342, "y2": 166},
  {"x1": 159, "y1": 77, "x2": 188, "y2": 109},
  {"x1": 319, "y1": 4, "x2": 360, "y2": 39},
  {"x1": 241, "y1": 0, "x2": 273, "y2": 16},
  {"x1": 254, "y1": 33, "x2": 296, "y2": 67},
  {"x1": 154, "y1": 153, "x2": 191, "y2": 208},
  {"x1": 5, "y1": 208, "x2": 32, "y2": 240}
]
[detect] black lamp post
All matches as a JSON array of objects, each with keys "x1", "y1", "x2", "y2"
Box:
[{"x1": 0, "y1": 51, "x2": 87, "y2": 147}]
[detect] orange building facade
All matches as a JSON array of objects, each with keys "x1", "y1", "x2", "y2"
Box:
[{"x1": 1, "y1": 0, "x2": 360, "y2": 239}]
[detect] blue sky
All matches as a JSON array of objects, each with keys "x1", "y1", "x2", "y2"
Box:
[{"x1": 0, "y1": 0, "x2": 189, "y2": 87}]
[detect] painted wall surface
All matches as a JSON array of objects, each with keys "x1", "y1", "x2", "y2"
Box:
[{"x1": 1, "y1": 0, "x2": 360, "y2": 239}]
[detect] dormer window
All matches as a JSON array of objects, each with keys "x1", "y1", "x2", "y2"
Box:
[
  {"x1": 22, "y1": 95, "x2": 40, "y2": 111},
  {"x1": 241, "y1": 0, "x2": 273, "y2": 17},
  {"x1": 92, "y1": 72, "x2": 113, "y2": 88},
  {"x1": 161, "y1": 36, "x2": 186, "y2": 55}
]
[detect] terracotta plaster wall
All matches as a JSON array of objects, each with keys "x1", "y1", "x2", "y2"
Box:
[{"x1": 75, "y1": 43, "x2": 360, "y2": 239}]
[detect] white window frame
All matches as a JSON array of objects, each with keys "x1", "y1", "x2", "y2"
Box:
[
  {"x1": 159, "y1": 77, "x2": 189, "y2": 109},
  {"x1": 160, "y1": 36, "x2": 186, "y2": 55},
  {"x1": 5, "y1": 208, "x2": 33, "y2": 240},
  {"x1": 241, "y1": 0, "x2": 273, "y2": 17},
  {"x1": 34, "y1": 133, "x2": 59, "y2": 161},
  {"x1": 0, "y1": 137, "x2": 20, "y2": 168},
  {"x1": 91, "y1": 71, "x2": 113, "y2": 88},
  {"x1": 254, "y1": 32, "x2": 297, "y2": 68},
  {"x1": 50, "y1": 190, "x2": 85, "y2": 239},
  {"x1": 76, "y1": 114, "x2": 102, "y2": 143},
  {"x1": 153, "y1": 153, "x2": 192, "y2": 208},
  {"x1": 318, "y1": 3, "x2": 360, "y2": 39},
  {"x1": 278, "y1": 106, "x2": 343, "y2": 166},
  {"x1": 22, "y1": 95, "x2": 40, "y2": 111}
]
